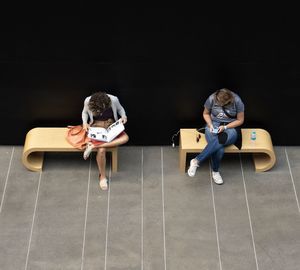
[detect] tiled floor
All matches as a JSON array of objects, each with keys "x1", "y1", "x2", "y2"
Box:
[{"x1": 0, "y1": 146, "x2": 299, "y2": 270}]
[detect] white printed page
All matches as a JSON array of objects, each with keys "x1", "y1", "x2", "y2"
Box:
[
  {"x1": 106, "y1": 119, "x2": 125, "y2": 141},
  {"x1": 87, "y1": 127, "x2": 109, "y2": 142},
  {"x1": 87, "y1": 119, "x2": 124, "y2": 142}
]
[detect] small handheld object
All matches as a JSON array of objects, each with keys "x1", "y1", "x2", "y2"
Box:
[{"x1": 212, "y1": 127, "x2": 219, "y2": 134}]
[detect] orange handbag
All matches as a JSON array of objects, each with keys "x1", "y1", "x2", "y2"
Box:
[{"x1": 65, "y1": 125, "x2": 90, "y2": 150}]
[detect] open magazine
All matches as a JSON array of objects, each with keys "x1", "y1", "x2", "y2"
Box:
[{"x1": 87, "y1": 119, "x2": 125, "y2": 142}]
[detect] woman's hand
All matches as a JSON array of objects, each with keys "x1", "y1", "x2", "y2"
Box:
[
  {"x1": 210, "y1": 125, "x2": 226, "y2": 134},
  {"x1": 83, "y1": 123, "x2": 90, "y2": 132},
  {"x1": 210, "y1": 126, "x2": 220, "y2": 134},
  {"x1": 219, "y1": 125, "x2": 227, "y2": 133},
  {"x1": 121, "y1": 116, "x2": 127, "y2": 124},
  {"x1": 209, "y1": 125, "x2": 215, "y2": 133}
]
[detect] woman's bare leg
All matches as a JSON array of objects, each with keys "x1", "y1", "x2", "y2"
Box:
[
  {"x1": 96, "y1": 148, "x2": 109, "y2": 190},
  {"x1": 96, "y1": 148, "x2": 106, "y2": 180},
  {"x1": 83, "y1": 133, "x2": 129, "y2": 160},
  {"x1": 93, "y1": 134, "x2": 129, "y2": 190},
  {"x1": 93, "y1": 133, "x2": 129, "y2": 149}
]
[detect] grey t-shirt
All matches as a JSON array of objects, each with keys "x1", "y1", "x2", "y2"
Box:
[{"x1": 204, "y1": 91, "x2": 245, "y2": 123}]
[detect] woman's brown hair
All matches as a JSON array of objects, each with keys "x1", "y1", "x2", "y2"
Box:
[
  {"x1": 88, "y1": 91, "x2": 111, "y2": 116},
  {"x1": 215, "y1": 88, "x2": 234, "y2": 106}
]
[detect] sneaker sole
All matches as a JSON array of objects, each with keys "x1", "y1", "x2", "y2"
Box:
[
  {"x1": 213, "y1": 180, "x2": 224, "y2": 185},
  {"x1": 187, "y1": 169, "x2": 196, "y2": 177}
]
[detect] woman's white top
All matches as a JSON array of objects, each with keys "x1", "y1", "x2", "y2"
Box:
[{"x1": 82, "y1": 94, "x2": 127, "y2": 125}]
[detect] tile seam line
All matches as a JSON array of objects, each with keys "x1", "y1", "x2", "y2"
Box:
[
  {"x1": 239, "y1": 154, "x2": 259, "y2": 270},
  {"x1": 285, "y1": 148, "x2": 300, "y2": 214},
  {"x1": 161, "y1": 147, "x2": 167, "y2": 270},
  {"x1": 0, "y1": 146, "x2": 14, "y2": 214},
  {"x1": 104, "y1": 156, "x2": 112, "y2": 270},
  {"x1": 24, "y1": 170, "x2": 42, "y2": 270},
  {"x1": 209, "y1": 161, "x2": 222, "y2": 270},
  {"x1": 141, "y1": 147, "x2": 144, "y2": 270},
  {"x1": 80, "y1": 156, "x2": 92, "y2": 270}
]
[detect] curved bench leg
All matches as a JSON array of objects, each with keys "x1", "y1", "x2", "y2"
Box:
[
  {"x1": 252, "y1": 152, "x2": 276, "y2": 172},
  {"x1": 23, "y1": 150, "x2": 118, "y2": 173},
  {"x1": 22, "y1": 151, "x2": 44, "y2": 172}
]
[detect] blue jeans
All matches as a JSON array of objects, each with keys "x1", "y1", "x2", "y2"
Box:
[{"x1": 195, "y1": 122, "x2": 238, "y2": 172}]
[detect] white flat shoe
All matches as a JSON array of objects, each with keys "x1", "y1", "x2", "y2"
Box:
[
  {"x1": 99, "y1": 178, "x2": 108, "y2": 190},
  {"x1": 83, "y1": 143, "x2": 93, "y2": 160}
]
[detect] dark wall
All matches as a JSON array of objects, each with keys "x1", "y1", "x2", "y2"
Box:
[{"x1": 1, "y1": 9, "x2": 300, "y2": 145}]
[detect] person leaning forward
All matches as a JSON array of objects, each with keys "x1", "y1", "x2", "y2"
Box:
[
  {"x1": 187, "y1": 88, "x2": 245, "y2": 185},
  {"x1": 82, "y1": 91, "x2": 129, "y2": 190}
]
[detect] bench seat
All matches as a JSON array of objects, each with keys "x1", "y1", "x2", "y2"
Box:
[
  {"x1": 179, "y1": 128, "x2": 276, "y2": 172},
  {"x1": 22, "y1": 127, "x2": 118, "y2": 172}
]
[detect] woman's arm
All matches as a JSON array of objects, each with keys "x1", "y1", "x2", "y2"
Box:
[
  {"x1": 82, "y1": 97, "x2": 92, "y2": 131},
  {"x1": 112, "y1": 96, "x2": 127, "y2": 124},
  {"x1": 203, "y1": 107, "x2": 213, "y2": 129},
  {"x1": 203, "y1": 107, "x2": 244, "y2": 133},
  {"x1": 219, "y1": 111, "x2": 244, "y2": 132}
]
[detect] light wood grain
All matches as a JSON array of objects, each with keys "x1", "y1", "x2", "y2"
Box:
[
  {"x1": 179, "y1": 128, "x2": 276, "y2": 172},
  {"x1": 22, "y1": 127, "x2": 118, "y2": 172}
]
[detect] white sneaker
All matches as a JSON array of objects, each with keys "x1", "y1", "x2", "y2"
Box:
[
  {"x1": 187, "y1": 159, "x2": 199, "y2": 177},
  {"x1": 212, "y1": 171, "x2": 224, "y2": 185}
]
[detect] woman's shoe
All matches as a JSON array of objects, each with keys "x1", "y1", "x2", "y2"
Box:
[
  {"x1": 83, "y1": 143, "x2": 93, "y2": 160},
  {"x1": 187, "y1": 159, "x2": 199, "y2": 177},
  {"x1": 99, "y1": 177, "x2": 108, "y2": 190},
  {"x1": 212, "y1": 171, "x2": 224, "y2": 185}
]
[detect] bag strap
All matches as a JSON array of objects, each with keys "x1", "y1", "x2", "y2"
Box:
[
  {"x1": 68, "y1": 125, "x2": 84, "y2": 135},
  {"x1": 221, "y1": 106, "x2": 237, "y2": 119},
  {"x1": 211, "y1": 95, "x2": 237, "y2": 119}
]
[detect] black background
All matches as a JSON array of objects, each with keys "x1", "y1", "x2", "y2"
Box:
[{"x1": 1, "y1": 8, "x2": 299, "y2": 145}]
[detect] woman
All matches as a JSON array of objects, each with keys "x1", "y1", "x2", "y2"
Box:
[
  {"x1": 82, "y1": 91, "x2": 129, "y2": 190},
  {"x1": 187, "y1": 88, "x2": 245, "y2": 184}
]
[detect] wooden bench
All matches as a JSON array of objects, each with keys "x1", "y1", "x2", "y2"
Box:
[
  {"x1": 22, "y1": 127, "x2": 118, "y2": 172},
  {"x1": 179, "y1": 128, "x2": 276, "y2": 172}
]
